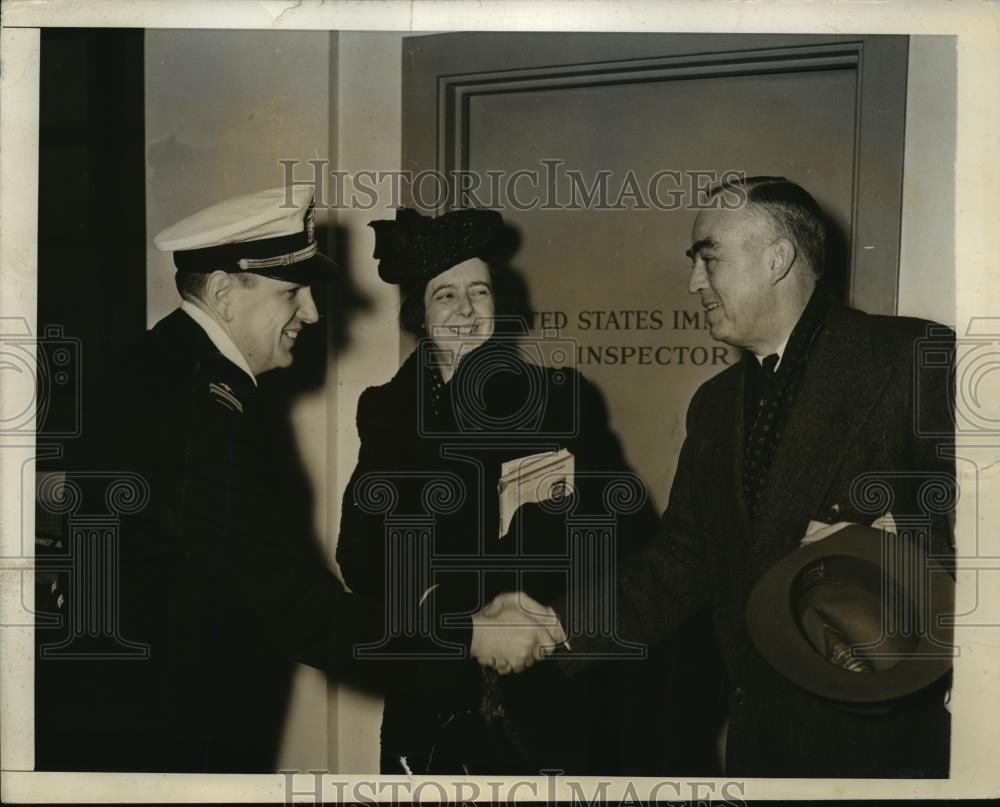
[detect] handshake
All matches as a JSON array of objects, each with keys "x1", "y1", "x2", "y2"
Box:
[{"x1": 469, "y1": 591, "x2": 569, "y2": 675}]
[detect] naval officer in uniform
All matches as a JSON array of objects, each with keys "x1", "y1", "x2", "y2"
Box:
[{"x1": 37, "y1": 187, "x2": 563, "y2": 773}]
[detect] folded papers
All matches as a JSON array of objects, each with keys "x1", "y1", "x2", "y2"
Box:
[{"x1": 497, "y1": 448, "x2": 575, "y2": 539}]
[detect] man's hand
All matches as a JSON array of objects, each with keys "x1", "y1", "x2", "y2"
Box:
[
  {"x1": 470, "y1": 591, "x2": 568, "y2": 674},
  {"x1": 800, "y1": 513, "x2": 898, "y2": 546}
]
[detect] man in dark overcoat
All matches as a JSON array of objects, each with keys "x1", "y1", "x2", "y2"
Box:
[{"x1": 551, "y1": 176, "x2": 955, "y2": 777}]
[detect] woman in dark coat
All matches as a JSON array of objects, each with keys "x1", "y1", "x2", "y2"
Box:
[{"x1": 336, "y1": 208, "x2": 658, "y2": 775}]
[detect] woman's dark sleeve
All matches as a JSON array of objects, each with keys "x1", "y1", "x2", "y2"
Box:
[
  {"x1": 336, "y1": 387, "x2": 391, "y2": 599},
  {"x1": 336, "y1": 386, "x2": 474, "y2": 673}
]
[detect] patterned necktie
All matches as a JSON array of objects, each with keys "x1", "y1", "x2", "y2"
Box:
[
  {"x1": 741, "y1": 289, "x2": 830, "y2": 516},
  {"x1": 743, "y1": 353, "x2": 781, "y2": 514}
]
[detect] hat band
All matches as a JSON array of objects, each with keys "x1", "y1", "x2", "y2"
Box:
[
  {"x1": 173, "y1": 230, "x2": 312, "y2": 274},
  {"x1": 237, "y1": 241, "x2": 317, "y2": 270}
]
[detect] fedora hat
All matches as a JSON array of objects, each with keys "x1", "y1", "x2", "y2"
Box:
[{"x1": 746, "y1": 525, "x2": 954, "y2": 703}]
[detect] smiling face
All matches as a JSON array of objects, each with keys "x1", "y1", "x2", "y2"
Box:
[
  {"x1": 423, "y1": 258, "x2": 495, "y2": 367},
  {"x1": 227, "y1": 275, "x2": 320, "y2": 375},
  {"x1": 686, "y1": 207, "x2": 779, "y2": 353}
]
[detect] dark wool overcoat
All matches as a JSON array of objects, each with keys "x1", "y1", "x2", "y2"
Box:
[{"x1": 559, "y1": 302, "x2": 956, "y2": 778}]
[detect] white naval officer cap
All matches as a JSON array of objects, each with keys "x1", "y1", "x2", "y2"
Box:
[{"x1": 153, "y1": 186, "x2": 337, "y2": 284}]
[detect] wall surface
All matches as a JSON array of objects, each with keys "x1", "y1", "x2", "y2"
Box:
[
  {"x1": 327, "y1": 30, "x2": 407, "y2": 775},
  {"x1": 144, "y1": 28, "x2": 334, "y2": 771},
  {"x1": 898, "y1": 36, "x2": 957, "y2": 328}
]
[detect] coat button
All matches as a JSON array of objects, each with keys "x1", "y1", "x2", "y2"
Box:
[
  {"x1": 825, "y1": 502, "x2": 842, "y2": 522},
  {"x1": 733, "y1": 687, "x2": 745, "y2": 706}
]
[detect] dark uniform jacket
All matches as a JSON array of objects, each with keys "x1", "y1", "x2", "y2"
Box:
[
  {"x1": 37, "y1": 309, "x2": 467, "y2": 773},
  {"x1": 337, "y1": 337, "x2": 660, "y2": 774},
  {"x1": 558, "y1": 300, "x2": 955, "y2": 778}
]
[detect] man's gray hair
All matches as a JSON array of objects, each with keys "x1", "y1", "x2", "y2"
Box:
[{"x1": 710, "y1": 176, "x2": 827, "y2": 278}]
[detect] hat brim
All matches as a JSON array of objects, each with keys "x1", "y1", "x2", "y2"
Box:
[
  {"x1": 746, "y1": 525, "x2": 954, "y2": 703},
  {"x1": 249, "y1": 251, "x2": 339, "y2": 285}
]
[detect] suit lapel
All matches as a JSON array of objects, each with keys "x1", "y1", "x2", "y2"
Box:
[{"x1": 743, "y1": 305, "x2": 891, "y2": 584}]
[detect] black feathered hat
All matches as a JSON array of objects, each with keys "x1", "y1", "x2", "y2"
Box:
[{"x1": 368, "y1": 208, "x2": 504, "y2": 286}]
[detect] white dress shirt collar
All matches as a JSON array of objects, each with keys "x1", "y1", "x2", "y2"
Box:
[
  {"x1": 754, "y1": 333, "x2": 791, "y2": 370},
  {"x1": 180, "y1": 300, "x2": 257, "y2": 386}
]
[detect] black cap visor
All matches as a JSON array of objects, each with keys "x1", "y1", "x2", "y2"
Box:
[{"x1": 249, "y1": 251, "x2": 339, "y2": 285}]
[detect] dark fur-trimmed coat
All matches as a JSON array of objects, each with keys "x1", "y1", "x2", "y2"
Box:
[{"x1": 337, "y1": 337, "x2": 660, "y2": 774}]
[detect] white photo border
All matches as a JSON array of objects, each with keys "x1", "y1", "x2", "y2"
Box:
[{"x1": 2, "y1": 0, "x2": 998, "y2": 802}]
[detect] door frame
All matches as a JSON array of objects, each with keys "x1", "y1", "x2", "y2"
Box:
[{"x1": 402, "y1": 32, "x2": 908, "y2": 315}]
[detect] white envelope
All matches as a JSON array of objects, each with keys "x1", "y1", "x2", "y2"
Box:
[{"x1": 497, "y1": 448, "x2": 575, "y2": 539}]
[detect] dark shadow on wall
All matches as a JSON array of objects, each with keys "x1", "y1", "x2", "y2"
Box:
[
  {"x1": 823, "y1": 211, "x2": 852, "y2": 304},
  {"x1": 257, "y1": 221, "x2": 372, "y2": 556},
  {"x1": 325, "y1": 223, "x2": 376, "y2": 355},
  {"x1": 262, "y1": 221, "x2": 373, "y2": 397}
]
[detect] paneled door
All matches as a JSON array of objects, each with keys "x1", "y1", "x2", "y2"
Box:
[
  {"x1": 401, "y1": 32, "x2": 907, "y2": 774},
  {"x1": 402, "y1": 32, "x2": 907, "y2": 511}
]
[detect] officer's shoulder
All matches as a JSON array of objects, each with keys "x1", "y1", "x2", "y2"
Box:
[
  {"x1": 146, "y1": 317, "x2": 251, "y2": 419},
  {"x1": 102, "y1": 325, "x2": 185, "y2": 402},
  {"x1": 125, "y1": 309, "x2": 207, "y2": 382}
]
